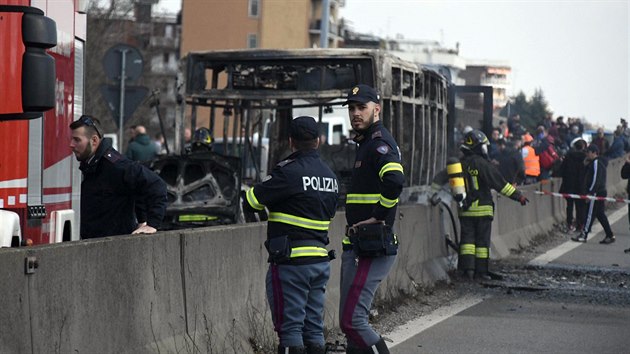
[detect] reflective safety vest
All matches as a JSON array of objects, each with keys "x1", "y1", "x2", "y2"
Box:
[{"x1": 522, "y1": 145, "x2": 540, "y2": 177}]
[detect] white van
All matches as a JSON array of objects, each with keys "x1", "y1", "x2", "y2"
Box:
[{"x1": 292, "y1": 100, "x2": 351, "y2": 145}]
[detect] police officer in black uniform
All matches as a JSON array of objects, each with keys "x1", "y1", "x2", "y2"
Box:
[
  {"x1": 457, "y1": 129, "x2": 528, "y2": 279},
  {"x1": 340, "y1": 84, "x2": 404, "y2": 354},
  {"x1": 69, "y1": 115, "x2": 167, "y2": 238},
  {"x1": 243, "y1": 116, "x2": 339, "y2": 354}
]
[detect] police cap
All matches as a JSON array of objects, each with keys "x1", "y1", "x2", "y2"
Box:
[
  {"x1": 290, "y1": 116, "x2": 319, "y2": 141},
  {"x1": 343, "y1": 84, "x2": 380, "y2": 106}
]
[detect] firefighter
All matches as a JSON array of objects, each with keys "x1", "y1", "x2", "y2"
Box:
[
  {"x1": 340, "y1": 84, "x2": 404, "y2": 354},
  {"x1": 458, "y1": 129, "x2": 529, "y2": 280},
  {"x1": 190, "y1": 127, "x2": 213, "y2": 152},
  {"x1": 243, "y1": 116, "x2": 339, "y2": 354}
]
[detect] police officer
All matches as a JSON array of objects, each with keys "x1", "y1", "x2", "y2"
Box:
[
  {"x1": 69, "y1": 115, "x2": 167, "y2": 238},
  {"x1": 340, "y1": 84, "x2": 404, "y2": 354},
  {"x1": 458, "y1": 130, "x2": 529, "y2": 279},
  {"x1": 243, "y1": 116, "x2": 339, "y2": 354}
]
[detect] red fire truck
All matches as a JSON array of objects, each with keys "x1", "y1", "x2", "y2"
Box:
[{"x1": 0, "y1": 0, "x2": 86, "y2": 246}]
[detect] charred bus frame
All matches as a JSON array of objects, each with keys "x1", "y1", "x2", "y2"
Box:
[{"x1": 181, "y1": 48, "x2": 449, "y2": 196}]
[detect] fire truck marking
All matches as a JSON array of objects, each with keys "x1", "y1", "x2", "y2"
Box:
[{"x1": 0, "y1": 178, "x2": 27, "y2": 188}]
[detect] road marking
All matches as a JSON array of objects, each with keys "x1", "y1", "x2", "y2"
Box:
[
  {"x1": 529, "y1": 207, "x2": 627, "y2": 266},
  {"x1": 387, "y1": 294, "x2": 485, "y2": 348}
]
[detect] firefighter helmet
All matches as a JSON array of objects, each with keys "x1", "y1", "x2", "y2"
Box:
[
  {"x1": 192, "y1": 127, "x2": 213, "y2": 151},
  {"x1": 460, "y1": 129, "x2": 489, "y2": 155}
]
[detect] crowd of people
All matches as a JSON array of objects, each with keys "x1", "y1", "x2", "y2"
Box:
[
  {"x1": 458, "y1": 114, "x2": 630, "y2": 246},
  {"x1": 479, "y1": 114, "x2": 630, "y2": 188}
]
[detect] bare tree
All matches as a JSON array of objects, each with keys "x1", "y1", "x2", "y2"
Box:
[{"x1": 85, "y1": 0, "x2": 175, "y2": 151}]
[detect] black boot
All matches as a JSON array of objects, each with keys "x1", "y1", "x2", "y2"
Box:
[
  {"x1": 346, "y1": 338, "x2": 390, "y2": 354},
  {"x1": 304, "y1": 342, "x2": 326, "y2": 354},
  {"x1": 277, "y1": 345, "x2": 306, "y2": 354},
  {"x1": 344, "y1": 346, "x2": 366, "y2": 354},
  {"x1": 371, "y1": 337, "x2": 390, "y2": 354}
]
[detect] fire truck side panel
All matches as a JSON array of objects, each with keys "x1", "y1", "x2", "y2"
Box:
[
  {"x1": 0, "y1": 0, "x2": 83, "y2": 244},
  {"x1": 0, "y1": 9, "x2": 24, "y2": 114},
  {"x1": 0, "y1": 122, "x2": 29, "y2": 208}
]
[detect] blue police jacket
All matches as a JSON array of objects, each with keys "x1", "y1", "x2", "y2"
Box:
[
  {"x1": 345, "y1": 121, "x2": 404, "y2": 227},
  {"x1": 245, "y1": 149, "x2": 339, "y2": 249}
]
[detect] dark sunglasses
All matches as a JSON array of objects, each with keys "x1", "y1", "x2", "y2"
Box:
[{"x1": 78, "y1": 115, "x2": 102, "y2": 138}]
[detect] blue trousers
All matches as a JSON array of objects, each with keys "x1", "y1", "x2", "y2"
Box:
[
  {"x1": 266, "y1": 261, "x2": 330, "y2": 347},
  {"x1": 339, "y1": 250, "x2": 396, "y2": 349}
]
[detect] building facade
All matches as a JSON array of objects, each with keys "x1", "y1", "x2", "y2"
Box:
[
  {"x1": 181, "y1": 0, "x2": 345, "y2": 55},
  {"x1": 460, "y1": 60, "x2": 512, "y2": 112}
]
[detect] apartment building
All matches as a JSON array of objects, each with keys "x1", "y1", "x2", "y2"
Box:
[
  {"x1": 460, "y1": 60, "x2": 512, "y2": 111},
  {"x1": 181, "y1": 0, "x2": 345, "y2": 54}
]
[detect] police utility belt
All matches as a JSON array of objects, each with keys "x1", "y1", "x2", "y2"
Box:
[
  {"x1": 265, "y1": 236, "x2": 336, "y2": 264},
  {"x1": 345, "y1": 224, "x2": 398, "y2": 257}
]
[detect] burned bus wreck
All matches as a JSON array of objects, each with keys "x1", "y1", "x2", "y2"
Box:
[{"x1": 170, "y1": 48, "x2": 449, "y2": 227}]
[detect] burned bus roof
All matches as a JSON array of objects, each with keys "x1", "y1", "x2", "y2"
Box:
[{"x1": 183, "y1": 48, "x2": 438, "y2": 104}]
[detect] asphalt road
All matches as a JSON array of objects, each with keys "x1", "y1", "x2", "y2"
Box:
[{"x1": 388, "y1": 206, "x2": 630, "y2": 354}]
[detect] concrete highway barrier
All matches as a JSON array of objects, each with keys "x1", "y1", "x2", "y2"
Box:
[{"x1": 1, "y1": 158, "x2": 626, "y2": 353}]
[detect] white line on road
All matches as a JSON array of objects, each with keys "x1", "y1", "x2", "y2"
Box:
[
  {"x1": 529, "y1": 207, "x2": 627, "y2": 266},
  {"x1": 387, "y1": 294, "x2": 486, "y2": 348}
]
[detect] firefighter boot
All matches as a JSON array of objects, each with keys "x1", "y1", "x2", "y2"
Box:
[
  {"x1": 304, "y1": 342, "x2": 325, "y2": 354},
  {"x1": 277, "y1": 345, "x2": 306, "y2": 354}
]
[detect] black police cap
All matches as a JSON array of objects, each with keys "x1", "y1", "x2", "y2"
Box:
[
  {"x1": 290, "y1": 116, "x2": 319, "y2": 141},
  {"x1": 343, "y1": 84, "x2": 380, "y2": 106}
]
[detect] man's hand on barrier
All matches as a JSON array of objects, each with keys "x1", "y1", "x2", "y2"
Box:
[
  {"x1": 132, "y1": 223, "x2": 157, "y2": 234},
  {"x1": 518, "y1": 195, "x2": 529, "y2": 206}
]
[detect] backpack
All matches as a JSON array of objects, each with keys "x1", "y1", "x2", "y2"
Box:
[{"x1": 539, "y1": 144, "x2": 559, "y2": 170}]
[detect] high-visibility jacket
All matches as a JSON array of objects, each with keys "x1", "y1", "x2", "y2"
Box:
[
  {"x1": 244, "y1": 149, "x2": 338, "y2": 263},
  {"x1": 522, "y1": 145, "x2": 540, "y2": 177},
  {"x1": 345, "y1": 121, "x2": 405, "y2": 226},
  {"x1": 459, "y1": 152, "x2": 524, "y2": 218}
]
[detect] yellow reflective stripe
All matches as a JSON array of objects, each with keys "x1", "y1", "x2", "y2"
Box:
[
  {"x1": 246, "y1": 187, "x2": 265, "y2": 210},
  {"x1": 472, "y1": 175, "x2": 479, "y2": 190},
  {"x1": 460, "y1": 210, "x2": 494, "y2": 217},
  {"x1": 460, "y1": 243, "x2": 475, "y2": 255},
  {"x1": 500, "y1": 183, "x2": 516, "y2": 196},
  {"x1": 346, "y1": 194, "x2": 380, "y2": 204},
  {"x1": 268, "y1": 212, "x2": 330, "y2": 231},
  {"x1": 342, "y1": 236, "x2": 352, "y2": 245},
  {"x1": 379, "y1": 162, "x2": 404, "y2": 180},
  {"x1": 290, "y1": 246, "x2": 328, "y2": 258},
  {"x1": 379, "y1": 195, "x2": 398, "y2": 208},
  {"x1": 178, "y1": 214, "x2": 218, "y2": 222},
  {"x1": 459, "y1": 204, "x2": 494, "y2": 217},
  {"x1": 476, "y1": 247, "x2": 489, "y2": 259}
]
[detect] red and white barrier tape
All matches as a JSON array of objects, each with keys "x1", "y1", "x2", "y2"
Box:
[{"x1": 533, "y1": 190, "x2": 630, "y2": 204}]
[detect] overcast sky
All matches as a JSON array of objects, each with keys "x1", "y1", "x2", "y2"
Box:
[{"x1": 157, "y1": 0, "x2": 628, "y2": 130}]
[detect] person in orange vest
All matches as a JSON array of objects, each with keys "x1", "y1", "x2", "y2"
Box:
[{"x1": 521, "y1": 133, "x2": 540, "y2": 184}]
